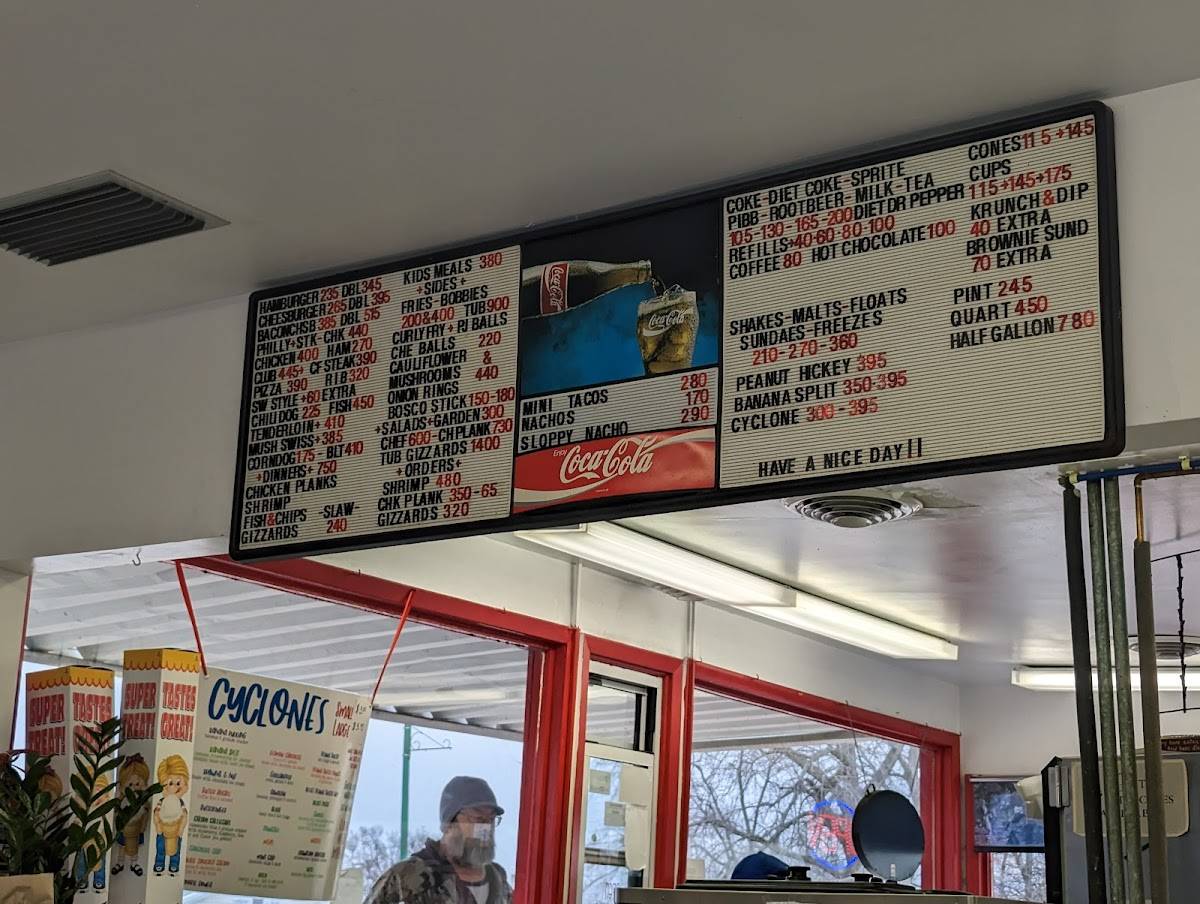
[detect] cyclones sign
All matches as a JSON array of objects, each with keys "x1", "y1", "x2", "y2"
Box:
[{"x1": 513, "y1": 427, "x2": 715, "y2": 512}]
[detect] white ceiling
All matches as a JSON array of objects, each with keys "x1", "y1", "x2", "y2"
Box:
[
  {"x1": 25, "y1": 561, "x2": 532, "y2": 736},
  {"x1": 625, "y1": 465, "x2": 1200, "y2": 685},
  {"x1": 6, "y1": 1, "x2": 1200, "y2": 341}
]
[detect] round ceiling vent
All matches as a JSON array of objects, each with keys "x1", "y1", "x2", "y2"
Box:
[
  {"x1": 785, "y1": 492, "x2": 923, "y2": 528},
  {"x1": 1129, "y1": 634, "x2": 1200, "y2": 663}
]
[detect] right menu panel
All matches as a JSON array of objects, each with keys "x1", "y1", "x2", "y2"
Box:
[{"x1": 720, "y1": 112, "x2": 1107, "y2": 489}]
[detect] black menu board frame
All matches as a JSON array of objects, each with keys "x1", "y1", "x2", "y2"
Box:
[{"x1": 230, "y1": 100, "x2": 1121, "y2": 561}]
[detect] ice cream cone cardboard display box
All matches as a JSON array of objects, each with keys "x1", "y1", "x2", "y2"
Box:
[
  {"x1": 110, "y1": 649, "x2": 201, "y2": 904},
  {"x1": 25, "y1": 665, "x2": 116, "y2": 902}
]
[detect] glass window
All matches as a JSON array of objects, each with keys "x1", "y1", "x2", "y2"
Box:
[
  {"x1": 20, "y1": 561, "x2": 531, "y2": 904},
  {"x1": 342, "y1": 720, "x2": 524, "y2": 891},
  {"x1": 580, "y1": 755, "x2": 653, "y2": 903},
  {"x1": 990, "y1": 851, "x2": 1047, "y2": 902},
  {"x1": 687, "y1": 689, "x2": 921, "y2": 885},
  {"x1": 586, "y1": 678, "x2": 656, "y2": 753},
  {"x1": 972, "y1": 779, "x2": 1044, "y2": 851}
]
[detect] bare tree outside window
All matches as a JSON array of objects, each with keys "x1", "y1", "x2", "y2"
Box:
[
  {"x1": 688, "y1": 701, "x2": 921, "y2": 884},
  {"x1": 342, "y1": 824, "x2": 435, "y2": 891},
  {"x1": 990, "y1": 852, "x2": 1047, "y2": 902}
]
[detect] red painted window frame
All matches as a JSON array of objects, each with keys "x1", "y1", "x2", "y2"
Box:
[
  {"x1": 963, "y1": 777, "x2": 992, "y2": 896},
  {"x1": 690, "y1": 662, "x2": 963, "y2": 890},
  {"x1": 181, "y1": 555, "x2": 578, "y2": 904}
]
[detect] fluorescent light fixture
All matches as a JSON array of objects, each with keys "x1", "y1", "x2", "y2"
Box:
[
  {"x1": 375, "y1": 688, "x2": 512, "y2": 708},
  {"x1": 515, "y1": 522, "x2": 957, "y2": 661},
  {"x1": 1012, "y1": 666, "x2": 1200, "y2": 692},
  {"x1": 748, "y1": 601, "x2": 958, "y2": 661},
  {"x1": 515, "y1": 522, "x2": 790, "y2": 606}
]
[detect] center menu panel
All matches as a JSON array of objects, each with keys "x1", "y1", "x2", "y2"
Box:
[
  {"x1": 231, "y1": 103, "x2": 1121, "y2": 560},
  {"x1": 510, "y1": 204, "x2": 721, "y2": 513}
]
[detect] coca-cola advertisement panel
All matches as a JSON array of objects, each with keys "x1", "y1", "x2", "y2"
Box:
[
  {"x1": 517, "y1": 203, "x2": 721, "y2": 397},
  {"x1": 512, "y1": 428, "x2": 715, "y2": 513},
  {"x1": 513, "y1": 203, "x2": 722, "y2": 510}
]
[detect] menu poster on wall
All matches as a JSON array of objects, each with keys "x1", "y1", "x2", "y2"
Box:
[
  {"x1": 183, "y1": 669, "x2": 371, "y2": 900},
  {"x1": 719, "y1": 114, "x2": 1107, "y2": 488},
  {"x1": 231, "y1": 102, "x2": 1121, "y2": 560}
]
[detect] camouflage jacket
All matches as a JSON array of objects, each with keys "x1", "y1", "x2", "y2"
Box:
[{"x1": 365, "y1": 841, "x2": 512, "y2": 904}]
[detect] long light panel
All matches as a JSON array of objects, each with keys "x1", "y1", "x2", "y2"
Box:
[
  {"x1": 1012, "y1": 666, "x2": 1200, "y2": 692},
  {"x1": 514, "y1": 523, "x2": 957, "y2": 661}
]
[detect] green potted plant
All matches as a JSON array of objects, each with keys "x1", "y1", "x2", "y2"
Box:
[{"x1": 0, "y1": 718, "x2": 160, "y2": 904}]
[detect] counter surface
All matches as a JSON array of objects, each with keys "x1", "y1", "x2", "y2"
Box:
[{"x1": 618, "y1": 891, "x2": 1015, "y2": 903}]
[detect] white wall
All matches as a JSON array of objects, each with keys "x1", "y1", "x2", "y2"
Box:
[
  {"x1": 0, "y1": 296, "x2": 243, "y2": 564},
  {"x1": 961, "y1": 682, "x2": 1200, "y2": 776},
  {"x1": 0, "y1": 568, "x2": 29, "y2": 747},
  {"x1": 317, "y1": 538, "x2": 573, "y2": 629},
  {"x1": 1107, "y1": 79, "x2": 1200, "y2": 433},
  {"x1": 695, "y1": 603, "x2": 959, "y2": 731}
]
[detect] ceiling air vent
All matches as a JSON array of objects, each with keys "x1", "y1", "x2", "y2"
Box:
[
  {"x1": 0, "y1": 173, "x2": 217, "y2": 265},
  {"x1": 786, "y1": 491, "x2": 923, "y2": 528},
  {"x1": 1129, "y1": 635, "x2": 1200, "y2": 663}
]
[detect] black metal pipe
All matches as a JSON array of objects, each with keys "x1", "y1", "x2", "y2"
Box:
[
  {"x1": 1134, "y1": 537, "x2": 1170, "y2": 903},
  {"x1": 1064, "y1": 482, "x2": 1109, "y2": 904},
  {"x1": 1105, "y1": 478, "x2": 1145, "y2": 901},
  {"x1": 1087, "y1": 480, "x2": 1126, "y2": 903}
]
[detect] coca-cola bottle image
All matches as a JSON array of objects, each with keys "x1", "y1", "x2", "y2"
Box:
[{"x1": 520, "y1": 260, "x2": 653, "y2": 317}]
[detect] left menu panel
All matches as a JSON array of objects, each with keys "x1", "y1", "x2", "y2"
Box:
[{"x1": 237, "y1": 246, "x2": 520, "y2": 554}]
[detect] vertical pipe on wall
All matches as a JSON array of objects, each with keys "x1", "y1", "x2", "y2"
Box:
[
  {"x1": 400, "y1": 722, "x2": 412, "y2": 859},
  {"x1": 1063, "y1": 482, "x2": 1110, "y2": 904},
  {"x1": 1087, "y1": 481, "x2": 1126, "y2": 904},
  {"x1": 1133, "y1": 478, "x2": 1170, "y2": 902},
  {"x1": 1104, "y1": 478, "x2": 1144, "y2": 902}
]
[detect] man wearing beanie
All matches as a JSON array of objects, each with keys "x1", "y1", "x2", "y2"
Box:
[{"x1": 365, "y1": 776, "x2": 512, "y2": 904}]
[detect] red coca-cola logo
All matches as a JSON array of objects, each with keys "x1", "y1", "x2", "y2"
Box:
[
  {"x1": 513, "y1": 428, "x2": 715, "y2": 512},
  {"x1": 559, "y1": 435, "x2": 657, "y2": 484},
  {"x1": 540, "y1": 262, "x2": 569, "y2": 315}
]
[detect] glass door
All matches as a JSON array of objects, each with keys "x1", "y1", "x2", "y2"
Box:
[{"x1": 578, "y1": 668, "x2": 660, "y2": 903}]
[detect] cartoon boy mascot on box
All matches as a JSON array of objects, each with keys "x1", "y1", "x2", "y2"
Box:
[
  {"x1": 36, "y1": 765, "x2": 63, "y2": 801},
  {"x1": 74, "y1": 775, "x2": 111, "y2": 893},
  {"x1": 152, "y1": 755, "x2": 190, "y2": 876},
  {"x1": 112, "y1": 754, "x2": 151, "y2": 877}
]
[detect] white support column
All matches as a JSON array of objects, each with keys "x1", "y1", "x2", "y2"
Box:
[{"x1": 0, "y1": 567, "x2": 30, "y2": 748}]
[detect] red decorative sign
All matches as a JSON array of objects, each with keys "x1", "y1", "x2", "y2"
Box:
[{"x1": 513, "y1": 428, "x2": 715, "y2": 512}]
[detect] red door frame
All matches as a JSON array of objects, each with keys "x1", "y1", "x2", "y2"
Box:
[
  {"x1": 579, "y1": 637, "x2": 691, "y2": 892},
  {"x1": 692, "y1": 662, "x2": 963, "y2": 890},
  {"x1": 181, "y1": 555, "x2": 578, "y2": 904}
]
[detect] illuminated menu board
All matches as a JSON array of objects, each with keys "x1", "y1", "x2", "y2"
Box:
[{"x1": 231, "y1": 103, "x2": 1121, "y2": 560}]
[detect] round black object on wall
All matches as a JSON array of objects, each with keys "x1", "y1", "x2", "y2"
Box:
[{"x1": 852, "y1": 789, "x2": 925, "y2": 882}]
